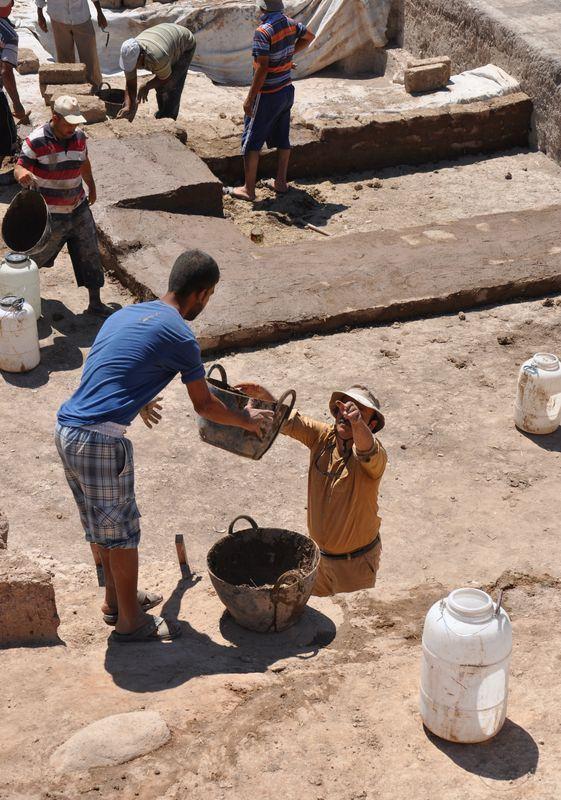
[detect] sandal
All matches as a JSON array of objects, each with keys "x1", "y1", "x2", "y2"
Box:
[
  {"x1": 110, "y1": 616, "x2": 181, "y2": 643},
  {"x1": 103, "y1": 589, "x2": 163, "y2": 626}
]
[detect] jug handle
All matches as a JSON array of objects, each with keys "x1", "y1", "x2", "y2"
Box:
[
  {"x1": 228, "y1": 515, "x2": 259, "y2": 535},
  {"x1": 206, "y1": 363, "x2": 229, "y2": 387},
  {"x1": 271, "y1": 569, "x2": 304, "y2": 601},
  {"x1": 516, "y1": 370, "x2": 530, "y2": 411},
  {"x1": 276, "y1": 389, "x2": 296, "y2": 418}
]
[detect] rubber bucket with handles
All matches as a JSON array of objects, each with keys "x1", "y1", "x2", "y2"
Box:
[
  {"x1": 197, "y1": 363, "x2": 296, "y2": 460},
  {"x1": 207, "y1": 515, "x2": 320, "y2": 632},
  {"x1": 1, "y1": 188, "x2": 51, "y2": 254},
  {"x1": 96, "y1": 83, "x2": 125, "y2": 118}
]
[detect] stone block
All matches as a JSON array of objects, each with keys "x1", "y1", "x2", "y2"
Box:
[
  {"x1": 43, "y1": 83, "x2": 93, "y2": 106},
  {"x1": 51, "y1": 94, "x2": 107, "y2": 124},
  {"x1": 404, "y1": 60, "x2": 451, "y2": 93},
  {"x1": 88, "y1": 133, "x2": 223, "y2": 215},
  {"x1": 17, "y1": 48, "x2": 40, "y2": 75},
  {"x1": 407, "y1": 56, "x2": 452, "y2": 70},
  {"x1": 0, "y1": 553, "x2": 60, "y2": 646},
  {"x1": 0, "y1": 509, "x2": 8, "y2": 549},
  {"x1": 39, "y1": 62, "x2": 87, "y2": 90}
]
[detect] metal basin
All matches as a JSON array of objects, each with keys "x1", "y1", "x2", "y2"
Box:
[
  {"x1": 197, "y1": 363, "x2": 296, "y2": 460},
  {"x1": 208, "y1": 515, "x2": 320, "y2": 633},
  {"x1": 2, "y1": 189, "x2": 50, "y2": 254}
]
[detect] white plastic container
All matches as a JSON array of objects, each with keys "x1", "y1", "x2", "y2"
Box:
[
  {"x1": 0, "y1": 296, "x2": 40, "y2": 373},
  {"x1": 420, "y1": 587, "x2": 512, "y2": 743},
  {"x1": 0, "y1": 253, "x2": 41, "y2": 320},
  {"x1": 514, "y1": 353, "x2": 561, "y2": 434}
]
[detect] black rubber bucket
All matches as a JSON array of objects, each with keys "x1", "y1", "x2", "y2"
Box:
[
  {"x1": 208, "y1": 515, "x2": 320, "y2": 632},
  {"x1": 2, "y1": 189, "x2": 50, "y2": 254},
  {"x1": 97, "y1": 84, "x2": 125, "y2": 118},
  {"x1": 197, "y1": 363, "x2": 296, "y2": 460}
]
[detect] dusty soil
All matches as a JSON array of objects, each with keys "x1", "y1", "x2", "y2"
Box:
[
  {"x1": 224, "y1": 148, "x2": 561, "y2": 244},
  {"x1": 1, "y1": 237, "x2": 561, "y2": 797}
]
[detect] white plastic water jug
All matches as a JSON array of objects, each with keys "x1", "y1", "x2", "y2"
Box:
[
  {"x1": 0, "y1": 296, "x2": 40, "y2": 373},
  {"x1": 0, "y1": 253, "x2": 41, "y2": 320},
  {"x1": 514, "y1": 353, "x2": 561, "y2": 434},
  {"x1": 420, "y1": 587, "x2": 512, "y2": 743}
]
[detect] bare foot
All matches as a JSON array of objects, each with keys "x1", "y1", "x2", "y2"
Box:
[
  {"x1": 274, "y1": 181, "x2": 290, "y2": 194},
  {"x1": 225, "y1": 186, "x2": 256, "y2": 202}
]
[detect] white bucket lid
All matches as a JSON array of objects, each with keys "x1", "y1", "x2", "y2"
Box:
[
  {"x1": 446, "y1": 588, "x2": 494, "y2": 622},
  {"x1": 532, "y1": 353, "x2": 560, "y2": 371}
]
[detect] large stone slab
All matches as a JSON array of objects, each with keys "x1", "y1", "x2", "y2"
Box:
[
  {"x1": 89, "y1": 134, "x2": 223, "y2": 216},
  {"x1": 39, "y1": 62, "x2": 87, "y2": 90},
  {"x1": 17, "y1": 47, "x2": 40, "y2": 75},
  {"x1": 51, "y1": 711, "x2": 170, "y2": 772},
  {"x1": 96, "y1": 203, "x2": 561, "y2": 352},
  {"x1": 202, "y1": 93, "x2": 532, "y2": 184},
  {"x1": 0, "y1": 553, "x2": 60, "y2": 646},
  {"x1": 43, "y1": 83, "x2": 93, "y2": 106}
]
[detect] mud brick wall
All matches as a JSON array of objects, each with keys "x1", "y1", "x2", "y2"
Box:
[
  {"x1": 206, "y1": 93, "x2": 531, "y2": 184},
  {"x1": 402, "y1": 0, "x2": 561, "y2": 162}
]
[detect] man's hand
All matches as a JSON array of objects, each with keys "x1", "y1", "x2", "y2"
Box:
[
  {"x1": 37, "y1": 9, "x2": 48, "y2": 32},
  {"x1": 87, "y1": 184, "x2": 97, "y2": 206},
  {"x1": 243, "y1": 95, "x2": 254, "y2": 118},
  {"x1": 335, "y1": 400, "x2": 363, "y2": 427},
  {"x1": 97, "y1": 10, "x2": 107, "y2": 30},
  {"x1": 244, "y1": 400, "x2": 274, "y2": 439},
  {"x1": 140, "y1": 396, "x2": 163, "y2": 429},
  {"x1": 116, "y1": 103, "x2": 136, "y2": 122},
  {"x1": 137, "y1": 82, "x2": 150, "y2": 103},
  {"x1": 15, "y1": 167, "x2": 37, "y2": 188}
]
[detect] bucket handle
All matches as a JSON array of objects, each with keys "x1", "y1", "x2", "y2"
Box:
[
  {"x1": 97, "y1": 81, "x2": 112, "y2": 94},
  {"x1": 207, "y1": 363, "x2": 229, "y2": 387},
  {"x1": 276, "y1": 389, "x2": 296, "y2": 417},
  {"x1": 271, "y1": 569, "x2": 304, "y2": 601},
  {"x1": 228, "y1": 515, "x2": 259, "y2": 535}
]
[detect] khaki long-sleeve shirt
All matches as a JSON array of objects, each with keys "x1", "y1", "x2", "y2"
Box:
[{"x1": 282, "y1": 412, "x2": 387, "y2": 555}]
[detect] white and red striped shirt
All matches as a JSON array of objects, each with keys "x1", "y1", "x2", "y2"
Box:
[{"x1": 18, "y1": 123, "x2": 87, "y2": 215}]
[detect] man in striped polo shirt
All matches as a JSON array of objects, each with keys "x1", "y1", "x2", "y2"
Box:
[
  {"x1": 14, "y1": 95, "x2": 110, "y2": 316},
  {"x1": 230, "y1": 0, "x2": 314, "y2": 202}
]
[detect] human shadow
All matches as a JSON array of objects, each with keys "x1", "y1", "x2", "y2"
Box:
[
  {"x1": 0, "y1": 297, "x2": 122, "y2": 389},
  {"x1": 425, "y1": 719, "x2": 539, "y2": 780},
  {"x1": 518, "y1": 428, "x2": 561, "y2": 453},
  {"x1": 104, "y1": 577, "x2": 337, "y2": 693},
  {"x1": 252, "y1": 185, "x2": 347, "y2": 231}
]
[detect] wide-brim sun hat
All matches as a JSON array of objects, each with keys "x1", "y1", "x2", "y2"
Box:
[
  {"x1": 329, "y1": 386, "x2": 385, "y2": 431},
  {"x1": 258, "y1": 0, "x2": 285, "y2": 11},
  {"x1": 120, "y1": 38, "x2": 141, "y2": 72}
]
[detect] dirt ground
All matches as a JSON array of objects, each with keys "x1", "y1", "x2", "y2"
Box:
[
  {"x1": 2, "y1": 241, "x2": 561, "y2": 797},
  {"x1": 224, "y1": 148, "x2": 561, "y2": 245}
]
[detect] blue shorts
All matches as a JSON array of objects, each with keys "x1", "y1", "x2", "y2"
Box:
[
  {"x1": 241, "y1": 84, "x2": 295, "y2": 154},
  {"x1": 55, "y1": 423, "x2": 141, "y2": 549}
]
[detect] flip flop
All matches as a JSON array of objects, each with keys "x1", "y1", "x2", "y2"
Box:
[
  {"x1": 223, "y1": 186, "x2": 255, "y2": 202},
  {"x1": 110, "y1": 616, "x2": 181, "y2": 643},
  {"x1": 103, "y1": 589, "x2": 163, "y2": 626}
]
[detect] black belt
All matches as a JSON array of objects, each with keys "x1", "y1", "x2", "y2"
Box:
[{"x1": 320, "y1": 535, "x2": 380, "y2": 561}]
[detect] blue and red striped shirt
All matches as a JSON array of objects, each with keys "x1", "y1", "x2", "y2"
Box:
[
  {"x1": 253, "y1": 12, "x2": 307, "y2": 94},
  {"x1": 18, "y1": 123, "x2": 87, "y2": 216}
]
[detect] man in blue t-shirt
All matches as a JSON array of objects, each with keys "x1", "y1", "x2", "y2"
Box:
[{"x1": 55, "y1": 249, "x2": 273, "y2": 644}]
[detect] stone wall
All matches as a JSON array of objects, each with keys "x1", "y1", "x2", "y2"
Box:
[
  {"x1": 402, "y1": 0, "x2": 561, "y2": 162},
  {"x1": 204, "y1": 93, "x2": 532, "y2": 184}
]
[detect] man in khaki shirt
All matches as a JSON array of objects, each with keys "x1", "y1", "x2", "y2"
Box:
[{"x1": 251, "y1": 383, "x2": 387, "y2": 596}]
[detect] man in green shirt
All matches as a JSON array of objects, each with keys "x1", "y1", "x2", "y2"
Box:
[{"x1": 117, "y1": 23, "x2": 196, "y2": 122}]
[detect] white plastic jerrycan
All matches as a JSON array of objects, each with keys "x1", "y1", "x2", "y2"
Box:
[
  {"x1": 0, "y1": 253, "x2": 41, "y2": 320},
  {"x1": 420, "y1": 588, "x2": 512, "y2": 743},
  {"x1": 0, "y1": 295, "x2": 40, "y2": 373},
  {"x1": 514, "y1": 353, "x2": 561, "y2": 434}
]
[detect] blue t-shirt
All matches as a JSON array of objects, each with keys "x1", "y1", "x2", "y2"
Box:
[{"x1": 57, "y1": 300, "x2": 205, "y2": 427}]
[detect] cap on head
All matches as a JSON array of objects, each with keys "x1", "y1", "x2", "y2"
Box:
[
  {"x1": 258, "y1": 0, "x2": 284, "y2": 12},
  {"x1": 119, "y1": 38, "x2": 141, "y2": 73},
  {"x1": 53, "y1": 95, "x2": 86, "y2": 124},
  {"x1": 329, "y1": 385, "x2": 385, "y2": 431}
]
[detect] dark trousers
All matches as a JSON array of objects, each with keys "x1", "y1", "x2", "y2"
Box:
[
  {"x1": 0, "y1": 90, "x2": 17, "y2": 159},
  {"x1": 155, "y1": 45, "x2": 196, "y2": 121},
  {"x1": 31, "y1": 202, "x2": 104, "y2": 289}
]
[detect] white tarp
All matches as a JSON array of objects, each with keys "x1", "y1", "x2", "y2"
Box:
[{"x1": 24, "y1": 0, "x2": 392, "y2": 83}]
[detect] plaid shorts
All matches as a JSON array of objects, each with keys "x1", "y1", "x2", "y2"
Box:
[{"x1": 54, "y1": 423, "x2": 141, "y2": 549}]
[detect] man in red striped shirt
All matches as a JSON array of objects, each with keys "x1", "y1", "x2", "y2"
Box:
[{"x1": 14, "y1": 95, "x2": 110, "y2": 316}]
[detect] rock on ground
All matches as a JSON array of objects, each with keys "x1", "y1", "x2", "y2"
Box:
[
  {"x1": 50, "y1": 711, "x2": 171, "y2": 772},
  {"x1": 0, "y1": 553, "x2": 60, "y2": 645}
]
